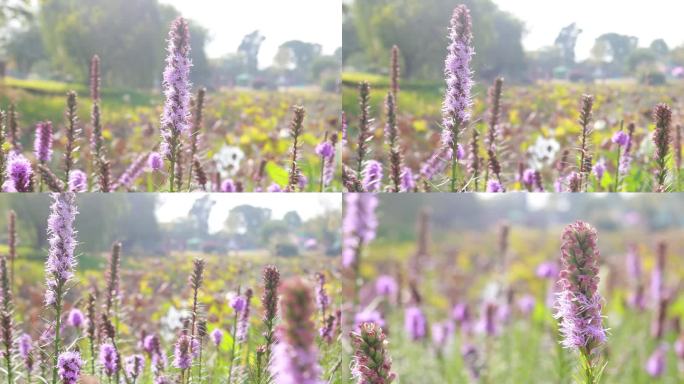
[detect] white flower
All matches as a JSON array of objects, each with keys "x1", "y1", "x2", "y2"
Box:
[
  {"x1": 528, "y1": 136, "x2": 560, "y2": 168},
  {"x1": 213, "y1": 145, "x2": 245, "y2": 178}
]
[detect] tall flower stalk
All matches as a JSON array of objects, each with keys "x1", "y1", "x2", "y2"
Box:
[
  {"x1": 652, "y1": 103, "x2": 672, "y2": 191},
  {"x1": 384, "y1": 92, "x2": 403, "y2": 192},
  {"x1": 188, "y1": 258, "x2": 204, "y2": 384},
  {"x1": 356, "y1": 82, "x2": 372, "y2": 175},
  {"x1": 286, "y1": 106, "x2": 306, "y2": 192},
  {"x1": 269, "y1": 278, "x2": 322, "y2": 384},
  {"x1": 350, "y1": 322, "x2": 395, "y2": 383},
  {"x1": 1, "y1": 255, "x2": 14, "y2": 384},
  {"x1": 485, "y1": 77, "x2": 503, "y2": 186},
  {"x1": 188, "y1": 88, "x2": 206, "y2": 190},
  {"x1": 8, "y1": 210, "x2": 16, "y2": 290},
  {"x1": 44, "y1": 193, "x2": 79, "y2": 384},
  {"x1": 261, "y1": 265, "x2": 280, "y2": 378},
  {"x1": 342, "y1": 193, "x2": 378, "y2": 307},
  {"x1": 0, "y1": 110, "x2": 7, "y2": 188},
  {"x1": 577, "y1": 95, "x2": 594, "y2": 191},
  {"x1": 63, "y1": 92, "x2": 80, "y2": 186},
  {"x1": 555, "y1": 221, "x2": 606, "y2": 384},
  {"x1": 161, "y1": 17, "x2": 192, "y2": 192},
  {"x1": 443, "y1": 4, "x2": 474, "y2": 192}
]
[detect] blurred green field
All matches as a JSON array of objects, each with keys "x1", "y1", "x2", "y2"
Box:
[{"x1": 342, "y1": 71, "x2": 684, "y2": 192}]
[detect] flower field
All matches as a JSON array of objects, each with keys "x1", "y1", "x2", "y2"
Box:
[
  {"x1": 2, "y1": 193, "x2": 343, "y2": 384},
  {"x1": 341, "y1": 4, "x2": 684, "y2": 193},
  {"x1": 0, "y1": 17, "x2": 341, "y2": 193},
  {"x1": 342, "y1": 193, "x2": 684, "y2": 383}
]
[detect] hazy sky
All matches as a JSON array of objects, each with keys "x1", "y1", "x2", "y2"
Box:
[
  {"x1": 158, "y1": 0, "x2": 341, "y2": 67},
  {"x1": 156, "y1": 194, "x2": 341, "y2": 233},
  {"x1": 494, "y1": 0, "x2": 684, "y2": 60}
]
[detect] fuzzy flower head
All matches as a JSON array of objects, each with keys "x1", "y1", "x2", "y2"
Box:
[
  {"x1": 315, "y1": 141, "x2": 334, "y2": 159},
  {"x1": 612, "y1": 130, "x2": 629, "y2": 147},
  {"x1": 5, "y1": 153, "x2": 33, "y2": 192},
  {"x1": 124, "y1": 354, "x2": 145, "y2": 381},
  {"x1": 646, "y1": 345, "x2": 666, "y2": 377},
  {"x1": 236, "y1": 288, "x2": 253, "y2": 343},
  {"x1": 230, "y1": 295, "x2": 246, "y2": 312},
  {"x1": 68, "y1": 170, "x2": 87, "y2": 192},
  {"x1": 350, "y1": 322, "x2": 396, "y2": 384},
  {"x1": 210, "y1": 328, "x2": 223, "y2": 347},
  {"x1": 375, "y1": 275, "x2": 398, "y2": 297},
  {"x1": 342, "y1": 193, "x2": 378, "y2": 268},
  {"x1": 486, "y1": 179, "x2": 503, "y2": 192},
  {"x1": 269, "y1": 278, "x2": 322, "y2": 384},
  {"x1": 99, "y1": 343, "x2": 119, "y2": 377},
  {"x1": 442, "y1": 4, "x2": 474, "y2": 145},
  {"x1": 554, "y1": 221, "x2": 606, "y2": 351},
  {"x1": 536, "y1": 261, "x2": 559, "y2": 279},
  {"x1": 362, "y1": 160, "x2": 383, "y2": 192},
  {"x1": 160, "y1": 17, "x2": 192, "y2": 156},
  {"x1": 44, "y1": 193, "x2": 78, "y2": 306},
  {"x1": 354, "y1": 310, "x2": 385, "y2": 329},
  {"x1": 399, "y1": 166, "x2": 415, "y2": 192},
  {"x1": 34, "y1": 121, "x2": 53, "y2": 163},
  {"x1": 593, "y1": 158, "x2": 606, "y2": 182},
  {"x1": 67, "y1": 308, "x2": 84, "y2": 328},
  {"x1": 172, "y1": 334, "x2": 193, "y2": 370},
  {"x1": 404, "y1": 306, "x2": 427, "y2": 341},
  {"x1": 58, "y1": 351, "x2": 83, "y2": 384},
  {"x1": 148, "y1": 152, "x2": 163, "y2": 172}
]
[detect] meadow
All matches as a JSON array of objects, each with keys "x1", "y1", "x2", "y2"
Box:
[
  {"x1": 341, "y1": 4, "x2": 684, "y2": 193},
  {"x1": 342, "y1": 194, "x2": 684, "y2": 383},
  {"x1": 0, "y1": 17, "x2": 341, "y2": 193},
  {"x1": 1, "y1": 193, "x2": 343, "y2": 384}
]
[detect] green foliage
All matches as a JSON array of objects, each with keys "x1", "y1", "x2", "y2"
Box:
[{"x1": 346, "y1": 0, "x2": 526, "y2": 80}]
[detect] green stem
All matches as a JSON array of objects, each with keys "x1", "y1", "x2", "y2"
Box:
[
  {"x1": 614, "y1": 147, "x2": 620, "y2": 192},
  {"x1": 580, "y1": 348, "x2": 597, "y2": 384},
  {"x1": 52, "y1": 284, "x2": 63, "y2": 384},
  {"x1": 169, "y1": 158, "x2": 176, "y2": 192},
  {"x1": 227, "y1": 311, "x2": 238, "y2": 384},
  {"x1": 450, "y1": 137, "x2": 459, "y2": 192}
]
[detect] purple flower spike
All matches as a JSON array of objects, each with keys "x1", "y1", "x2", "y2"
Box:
[
  {"x1": 148, "y1": 152, "x2": 163, "y2": 172},
  {"x1": 399, "y1": 166, "x2": 415, "y2": 192},
  {"x1": 375, "y1": 275, "x2": 398, "y2": 297},
  {"x1": 361, "y1": 160, "x2": 383, "y2": 192},
  {"x1": 44, "y1": 193, "x2": 78, "y2": 306},
  {"x1": 160, "y1": 17, "x2": 192, "y2": 157},
  {"x1": 172, "y1": 334, "x2": 192, "y2": 370},
  {"x1": 342, "y1": 193, "x2": 378, "y2": 268},
  {"x1": 221, "y1": 179, "x2": 236, "y2": 192},
  {"x1": 612, "y1": 130, "x2": 629, "y2": 147},
  {"x1": 536, "y1": 261, "x2": 559, "y2": 279},
  {"x1": 315, "y1": 141, "x2": 334, "y2": 159},
  {"x1": 646, "y1": 345, "x2": 666, "y2": 377},
  {"x1": 67, "y1": 308, "x2": 84, "y2": 328},
  {"x1": 404, "y1": 306, "x2": 427, "y2": 341},
  {"x1": 230, "y1": 295, "x2": 246, "y2": 312},
  {"x1": 99, "y1": 343, "x2": 119, "y2": 377},
  {"x1": 4, "y1": 153, "x2": 33, "y2": 192},
  {"x1": 486, "y1": 179, "x2": 503, "y2": 192},
  {"x1": 555, "y1": 221, "x2": 606, "y2": 351},
  {"x1": 354, "y1": 310, "x2": 385, "y2": 329},
  {"x1": 210, "y1": 328, "x2": 223, "y2": 347},
  {"x1": 68, "y1": 170, "x2": 87, "y2": 192},
  {"x1": 57, "y1": 351, "x2": 83, "y2": 384},
  {"x1": 34, "y1": 121, "x2": 53, "y2": 163},
  {"x1": 124, "y1": 354, "x2": 145, "y2": 381},
  {"x1": 441, "y1": 4, "x2": 474, "y2": 154}
]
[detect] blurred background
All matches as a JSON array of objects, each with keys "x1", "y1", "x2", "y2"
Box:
[
  {"x1": 0, "y1": 0, "x2": 341, "y2": 90},
  {"x1": 0, "y1": 193, "x2": 341, "y2": 267},
  {"x1": 343, "y1": 0, "x2": 684, "y2": 85}
]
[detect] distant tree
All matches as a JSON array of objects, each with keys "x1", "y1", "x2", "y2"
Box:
[
  {"x1": 283, "y1": 211, "x2": 302, "y2": 228},
  {"x1": 189, "y1": 195, "x2": 215, "y2": 238},
  {"x1": 649, "y1": 39, "x2": 669, "y2": 57},
  {"x1": 225, "y1": 205, "x2": 271, "y2": 235},
  {"x1": 348, "y1": 0, "x2": 526, "y2": 80},
  {"x1": 591, "y1": 33, "x2": 638, "y2": 71},
  {"x1": 118, "y1": 194, "x2": 160, "y2": 252},
  {"x1": 238, "y1": 30, "x2": 265, "y2": 74},
  {"x1": 554, "y1": 23, "x2": 582, "y2": 66},
  {"x1": 628, "y1": 48, "x2": 656, "y2": 72},
  {"x1": 38, "y1": 0, "x2": 209, "y2": 88},
  {"x1": 4, "y1": 20, "x2": 45, "y2": 74}
]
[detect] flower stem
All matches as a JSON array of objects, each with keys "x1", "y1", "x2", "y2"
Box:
[
  {"x1": 227, "y1": 311, "x2": 238, "y2": 384},
  {"x1": 614, "y1": 147, "x2": 620, "y2": 192},
  {"x1": 52, "y1": 284, "x2": 63, "y2": 384}
]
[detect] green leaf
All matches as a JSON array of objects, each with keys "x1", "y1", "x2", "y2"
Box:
[{"x1": 265, "y1": 161, "x2": 288, "y2": 187}]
